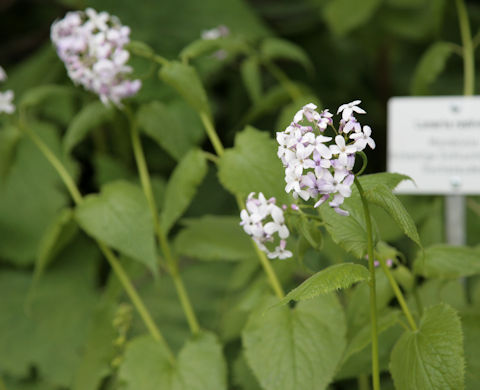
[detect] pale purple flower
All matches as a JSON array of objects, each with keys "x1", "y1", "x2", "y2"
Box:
[
  {"x1": 240, "y1": 193, "x2": 292, "y2": 260},
  {"x1": 51, "y1": 8, "x2": 141, "y2": 106},
  {"x1": 0, "y1": 90, "x2": 15, "y2": 114},
  {"x1": 201, "y1": 25, "x2": 230, "y2": 40},
  {"x1": 293, "y1": 103, "x2": 321, "y2": 124},
  {"x1": 343, "y1": 116, "x2": 361, "y2": 134},
  {"x1": 330, "y1": 135, "x2": 357, "y2": 166},
  {"x1": 350, "y1": 125, "x2": 376, "y2": 151},
  {"x1": 337, "y1": 100, "x2": 366, "y2": 121}
]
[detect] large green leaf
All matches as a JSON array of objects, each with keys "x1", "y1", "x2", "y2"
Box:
[
  {"x1": 364, "y1": 183, "x2": 421, "y2": 247},
  {"x1": 411, "y1": 41, "x2": 453, "y2": 95},
  {"x1": 278, "y1": 263, "x2": 369, "y2": 305},
  {"x1": 390, "y1": 303, "x2": 465, "y2": 390},
  {"x1": 242, "y1": 294, "x2": 346, "y2": 390},
  {"x1": 260, "y1": 37, "x2": 313, "y2": 72},
  {"x1": 75, "y1": 181, "x2": 158, "y2": 273},
  {"x1": 318, "y1": 201, "x2": 369, "y2": 259},
  {"x1": 159, "y1": 62, "x2": 211, "y2": 117},
  {"x1": 137, "y1": 101, "x2": 196, "y2": 160},
  {"x1": 358, "y1": 172, "x2": 411, "y2": 192},
  {"x1": 160, "y1": 149, "x2": 208, "y2": 233},
  {"x1": 118, "y1": 332, "x2": 227, "y2": 390},
  {"x1": 0, "y1": 238, "x2": 99, "y2": 387},
  {"x1": 323, "y1": 0, "x2": 382, "y2": 36},
  {"x1": 63, "y1": 100, "x2": 115, "y2": 154},
  {"x1": 173, "y1": 215, "x2": 255, "y2": 261},
  {"x1": 0, "y1": 122, "x2": 69, "y2": 265},
  {"x1": 217, "y1": 126, "x2": 290, "y2": 204},
  {"x1": 414, "y1": 244, "x2": 480, "y2": 278}
]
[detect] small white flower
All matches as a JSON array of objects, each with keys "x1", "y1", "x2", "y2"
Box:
[
  {"x1": 293, "y1": 103, "x2": 320, "y2": 124},
  {"x1": 350, "y1": 125, "x2": 376, "y2": 151},
  {"x1": 201, "y1": 25, "x2": 229, "y2": 40},
  {"x1": 337, "y1": 100, "x2": 366, "y2": 121},
  {"x1": 0, "y1": 90, "x2": 15, "y2": 114},
  {"x1": 329, "y1": 135, "x2": 357, "y2": 166}
]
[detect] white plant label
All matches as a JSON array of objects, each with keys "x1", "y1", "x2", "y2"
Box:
[{"x1": 388, "y1": 96, "x2": 480, "y2": 194}]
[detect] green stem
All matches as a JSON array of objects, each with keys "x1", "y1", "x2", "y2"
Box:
[
  {"x1": 379, "y1": 260, "x2": 418, "y2": 331},
  {"x1": 355, "y1": 178, "x2": 381, "y2": 390},
  {"x1": 200, "y1": 112, "x2": 225, "y2": 157},
  {"x1": 19, "y1": 118, "x2": 174, "y2": 362},
  {"x1": 197, "y1": 109, "x2": 285, "y2": 298},
  {"x1": 456, "y1": 0, "x2": 475, "y2": 95},
  {"x1": 126, "y1": 108, "x2": 200, "y2": 335},
  {"x1": 358, "y1": 374, "x2": 370, "y2": 390}
]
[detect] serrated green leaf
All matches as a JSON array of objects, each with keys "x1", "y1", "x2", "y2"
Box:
[
  {"x1": 414, "y1": 244, "x2": 480, "y2": 278},
  {"x1": 159, "y1": 61, "x2": 211, "y2": 117},
  {"x1": 160, "y1": 149, "x2": 208, "y2": 233},
  {"x1": 261, "y1": 37, "x2": 313, "y2": 72},
  {"x1": 243, "y1": 294, "x2": 346, "y2": 390},
  {"x1": 118, "y1": 332, "x2": 227, "y2": 390},
  {"x1": 137, "y1": 101, "x2": 192, "y2": 160},
  {"x1": 241, "y1": 57, "x2": 262, "y2": 103},
  {"x1": 411, "y1": 41, "x2": 453, "y2": 95},
  {"x1": 323, "y1": 0, "x2": 382, "y2": 36},
  {"x1": 278, "y1": 263, "x2": 369, "y2": 305},
  {"x1": 217, "y1": 126, "x2": 290, "y2": 204},
  {"x1": 19, "y1": 84, "x2": 76, "y2": 108},
  {"x1": 72, "y1": 302, "x2": 118, "y2": 390},
  {"x1": 390, "y1": 303, "x2": 465, "y2": 390},
  {"x1": 364, "y1": 184, "x2": 421, "y2": 247},
  {"x1": 173, "y1": 215, "x2": 255, "y2": 261},
  {"x1": 75, "y1": 181, "x2": 158, "y2": 273},
  {"x1": 33, "y1": 208, "x2": 78, "y2": 284},
  {"x1": 358, "y1": 172, "x2": 412, "y2": 192},
  {"x1": 63, "y1": 100, "x2": 115, "y2": 154},
  {"x1": 0, "y1": 238, "x2": 99, "y2": 387}
]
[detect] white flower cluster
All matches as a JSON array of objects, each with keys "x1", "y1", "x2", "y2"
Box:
[
  {"x1": 0, "y1": 66, "x2": 14, "y2": 114},
  {"x1": 240, "y1": 192, "x2": 292, "y2": 259},
  {"x1": 51, "y1": 8, "x2": 141, "y2": 106},
  {"x1": 277, "y1": 101, "x2": 375, "y2": 216}
]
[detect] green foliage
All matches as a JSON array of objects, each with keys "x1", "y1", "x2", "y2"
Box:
[
  {"x1": 174, "y1": 215, "x2": 255, "y2": 261},
  {"x1": 243, "y1": 295, "x2": 346, "y2": 390},
  {"x1": 137, "y1": 101, "x2": 198, "y2": 160},
  {"x1": 411, "y1": 42, "x2": 454, "y2": 95},
  {"x1": 241, "y1": 57, "x2": 263, "y2": 103},
  {"x1": 323, "y1": 0, "x2": 382, "y2": 36},
  {"x1": 63, "y1": 100, "x2": 115, "y2": 154},
  {"x1": 118, "y1": 332, "x2": 227, "y2": 390},
  {"x1": 414, "y1": 244, "x2": 480, "y2": 278},
  {"x1": 461, "y1": 311, "x2": 480, "y2": 389},
  {"x1": 159, "y1": 62, "x2": 211, "y2": 117},
  {"x1": 75, "y1": 181, "x2": 158, "y2": 273},
  {"x1": 0, "y1": 238, "x2": 99, "y2": 387},
  {"x1": 160, "y1": 149, "x2": 208, "y2": 233},
  {"x1": 0, "y1": 125, "x2": 21, "y2": 178},
  {"x1": 390, "y1": 303, "x2": 465, "y2": 390},
  {"x1": 260, "y1": 37, "x2": 313, "y2": 72},
  {"x1": 218, "y1": 126, "x2": 290, "y2": 204},
  {"x1": 0, "y1": 122, "x2": 69, "y2": 265},
  {"x1": 278, "y1": 263, "x2": 369, "y2": 305},
  {"x1": 363, "y1": 183, "x2": 421, "y2": 247},
  {"x1": 19, "y1": 84, "x2": 76, "y2": 109},
  {"x1": 34, "y1": 208, "x2": 78, "y2": 283}
]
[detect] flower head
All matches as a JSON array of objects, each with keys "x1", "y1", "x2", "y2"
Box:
[
  {"x1": 0, "y1": 66, "x2": 7, "y2": 82},
  {"x1": 240, "y1": 192, "x2": 292, "y2": 259},
  {"x1": 276, "y1": 100, "x2": 372, "y2": 216},
  {"x1": 0, "y1": 90, "x2": 15, "y2": 114},
  {"x1": 51, "y1": 8, "x2": 141, "y2": 106}
]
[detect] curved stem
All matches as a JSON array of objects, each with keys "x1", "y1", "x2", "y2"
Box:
[
  {"x1": 355, "y1": 178, "x2": 381, "y2": 390},
  {"x1": 379, "y1": 260, "x2": 417, "y2": 331},
  {"x1": 126, "y1": 108, "x2": 200, "y2": 335},
  {"x1": 200, "y1": 112, "x2": 225, "y2": 157},
  {"x1": 19, "y1": 118, "x2": 174, "y2": 362},
  {"x1": 456, "y1": 0, "x2": 475, "y2": 95}
]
